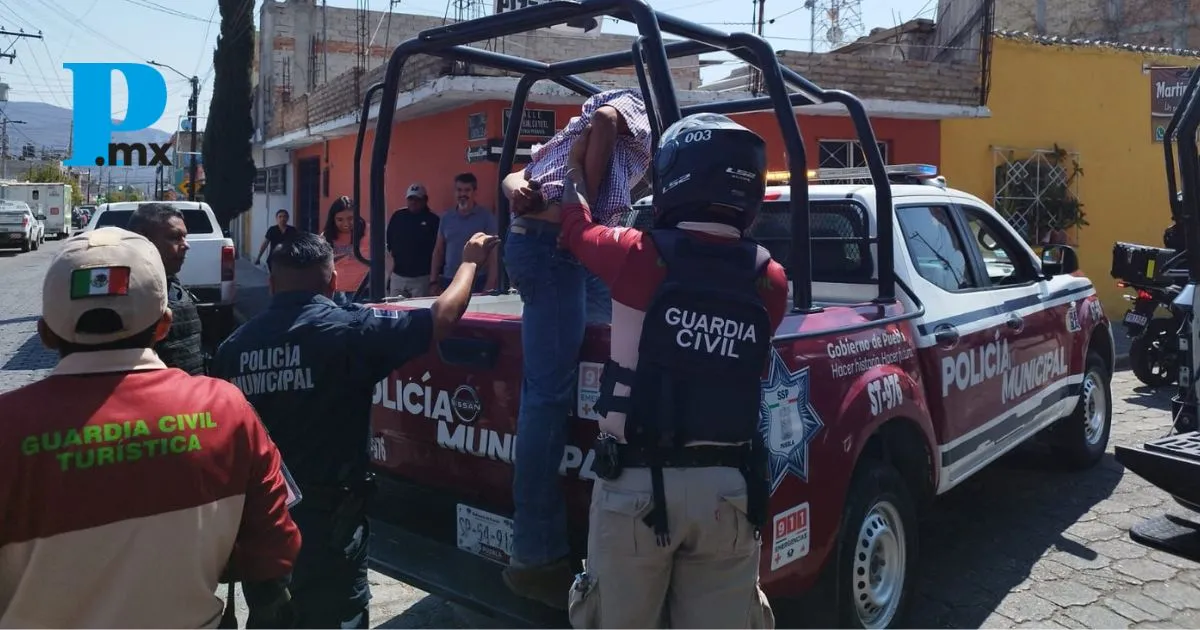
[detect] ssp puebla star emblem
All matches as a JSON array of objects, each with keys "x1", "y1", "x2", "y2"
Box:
[{"x1": 758, "y1": 348, "x2": 824, "y2": 494}]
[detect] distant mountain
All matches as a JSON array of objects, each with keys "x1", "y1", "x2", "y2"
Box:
[{"x1": 0, "y1": 101, "x2": 173, "y2": 184}]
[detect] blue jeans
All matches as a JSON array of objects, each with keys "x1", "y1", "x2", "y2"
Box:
[{"x1": 504, "y1": 220, "x2": 610, "y2": 567}]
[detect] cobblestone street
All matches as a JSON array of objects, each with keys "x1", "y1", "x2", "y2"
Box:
[{"x1": 4, "y1": 242, "x2": 1200, "y2": 628}]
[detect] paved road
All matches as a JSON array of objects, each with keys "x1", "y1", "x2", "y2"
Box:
[{"x1": 4, "y1": 240, "x2": 1200, "y2": 628}]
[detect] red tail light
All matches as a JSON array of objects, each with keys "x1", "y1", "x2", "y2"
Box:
[
  {"x1": 1138, "y1": 289, "x2": 1154, "y2": 301},
  {"x1": 763, "y1": 191, "x2": 783, "y2": 201},
  {"x1": 221, "y1": 245, "x2": 235, "y2": 282},
  {"x1": 21, "y1": 216, "x2": 28, "y2": 229}
]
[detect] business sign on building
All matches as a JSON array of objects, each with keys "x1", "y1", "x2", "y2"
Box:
[
  {"x1": 1151, "y1": 66, "x2": 1198, "y2": 142},
  {"x1": 502, "y1": 108, "x2": 556, "y2": 138}
]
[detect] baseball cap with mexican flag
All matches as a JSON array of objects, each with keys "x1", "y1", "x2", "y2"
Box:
[{"x1": 42, "y1": 227, "x2": 168, "y2": 346}]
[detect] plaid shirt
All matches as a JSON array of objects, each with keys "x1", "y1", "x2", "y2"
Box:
[{"x1": 524, "y1": 89, "x2": 653, "y2": 226}]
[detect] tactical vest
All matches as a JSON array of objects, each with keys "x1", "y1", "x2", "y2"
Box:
[
  {"x1": 596, "y1": 229, "x2": 773, "y2": 448},
  {"x1": 156, "y1": 276, "x2": 205, "y2": 376}
]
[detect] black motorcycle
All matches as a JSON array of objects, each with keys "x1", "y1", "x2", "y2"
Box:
[
  {"x1": 1120, "y1": 280, "x2": 1181, "y2": 387},
  {"x1": 1113, "y1": 240, "x2": 1188, "y2": 387}
]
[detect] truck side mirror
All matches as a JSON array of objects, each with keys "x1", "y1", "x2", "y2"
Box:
[{"x1": 1041, "y1": 244, "x2": 1080, "y2": 277}]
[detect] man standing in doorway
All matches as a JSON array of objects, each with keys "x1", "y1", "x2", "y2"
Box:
[
  {"x1": 386, "y1": 183, "x2": 439, "y2": 298},
  {"x1": 429, "y1": 173, "x2": 498, "y2": 295}
]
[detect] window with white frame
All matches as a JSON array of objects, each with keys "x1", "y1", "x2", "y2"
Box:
[
  {"x1": 818, "y1": 140, "x2": 891, "y2": 169},
  {"x1": 267, "y1": 165, "x2": 287, "y2": 195}
]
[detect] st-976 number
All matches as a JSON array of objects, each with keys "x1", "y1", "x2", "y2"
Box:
[{"x1": 868, "y1": 373, "x2": 903, "y2": 416}]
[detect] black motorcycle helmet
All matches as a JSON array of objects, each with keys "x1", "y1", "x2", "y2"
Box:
[{"x1": 652, "y1": 112, "x2": 768, "y2": 231}]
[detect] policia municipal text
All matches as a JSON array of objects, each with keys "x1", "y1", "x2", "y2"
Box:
[
  {"x1": 556, "y1": 114, "x2": 790, "y2": 628},
  {"x1": 212, "y1": 228, "x2": 499, "y2": 628}
]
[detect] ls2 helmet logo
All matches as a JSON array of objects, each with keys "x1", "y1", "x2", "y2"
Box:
[{"x1": 63, "y1": 63, "x2": 173, "y2": 168}]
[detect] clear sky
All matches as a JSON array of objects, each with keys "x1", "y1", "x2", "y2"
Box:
[{"x1": 0, "y1": 0, "x2": 937, "y2": 137}]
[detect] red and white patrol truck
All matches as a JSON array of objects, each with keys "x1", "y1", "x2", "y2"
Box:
[{"x1": 363, "y1": 164, "x2": 1114, "y2": 628}]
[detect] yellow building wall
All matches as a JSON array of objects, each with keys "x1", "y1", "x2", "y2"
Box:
[{"x1": 941, "y1": 37, "x2": 1197, "y2": 319}]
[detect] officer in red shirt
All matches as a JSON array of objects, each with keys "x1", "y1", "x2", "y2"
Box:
[
  {"x1": 555, "y1": 114, "x2": 788, "y2": 628},
  {"x1": 0, "y1": 227, "x2": 302, "y2": 628}
]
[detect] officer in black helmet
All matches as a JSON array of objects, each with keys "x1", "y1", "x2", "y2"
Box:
[{"x1": 554, "y1": 113, "x2": 790, "y2": 628}]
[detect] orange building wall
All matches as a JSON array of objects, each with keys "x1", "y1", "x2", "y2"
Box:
[{"x1": 293, "y1": 100, "x2": 942, "y2": 233}]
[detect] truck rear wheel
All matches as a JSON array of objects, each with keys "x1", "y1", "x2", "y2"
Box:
[
  {"x1": 836, "y1": 458, "x2": 918, "y2": 629},
  {"x1": 1050, "y1": 350, "x2": 1112, "y2": 468}
]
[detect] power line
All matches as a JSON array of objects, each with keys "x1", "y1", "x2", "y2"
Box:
[{"x1": 117, "y1": 0, "x2": 213, "y2": 22}]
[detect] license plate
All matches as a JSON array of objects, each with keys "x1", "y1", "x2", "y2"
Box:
[
  {"x1": 456, "y1": 504, "x2": 513, "y2": 565},
  {"x1": 1124, "y1": 311, "x2": 1149, "y2": 327}
]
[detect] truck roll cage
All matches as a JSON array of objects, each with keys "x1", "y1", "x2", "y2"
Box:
[{"x1": 351, "y1": 0, "x2": 897, "y2": 313}]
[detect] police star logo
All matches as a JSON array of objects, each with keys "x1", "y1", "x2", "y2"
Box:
[{"x1": 758, "y1": 347, "x2": 824, "y2": 494}]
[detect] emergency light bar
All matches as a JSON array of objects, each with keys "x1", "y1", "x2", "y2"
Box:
[{"x1": 766, "y1": 163, "x2": 944, "y2": 188}]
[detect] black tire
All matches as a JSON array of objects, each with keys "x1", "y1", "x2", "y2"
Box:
[
  {"x1": 20, "y1": 238, "x2": 30, "y2": 253},
  {"x1": 1050, "y1": 350, "x2": 1113, "y2": 468},
  {"x1": 1130, "y1": 318, "x2": 1179, "y2": 387},
  {"x1": 835, "y1": 458, "x2": 918, "y2": 629}
]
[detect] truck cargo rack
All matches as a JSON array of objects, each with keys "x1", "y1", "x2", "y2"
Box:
[{"x1": 350, "y1": 0, "x2": 904, "y2": 314}]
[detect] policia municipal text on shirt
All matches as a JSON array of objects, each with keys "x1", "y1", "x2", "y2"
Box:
[
  {"x1": 212, "y1": 229, "x2": 499, "y2": 629},
  {"x1": 557, "y1": 114, "x2": 789, "y2": 629}
]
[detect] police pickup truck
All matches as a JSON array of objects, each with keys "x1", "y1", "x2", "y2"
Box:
[
  {"x1": 85, "y1": 201, "x2": 238, "y2": 358},
  {"x1": 364, "y1": 164, "x2": 1114, "y2": 629}
]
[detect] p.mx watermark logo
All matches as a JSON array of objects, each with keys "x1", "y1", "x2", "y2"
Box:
[{"x1": 63, "y1": 63, "x2": 173, "y2": 168}]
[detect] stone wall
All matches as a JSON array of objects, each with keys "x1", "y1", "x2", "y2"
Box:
[{"x1": 776, "y1": 51, "x2": 981, "y2": 106}]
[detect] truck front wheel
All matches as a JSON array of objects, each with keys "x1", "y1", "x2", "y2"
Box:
[
  {"x1": 837, "y1": 458, "x2": 918, "y2": 629},
  {"x1": 1049, "y1": 349, "x2": 1112, "y2": 468}
]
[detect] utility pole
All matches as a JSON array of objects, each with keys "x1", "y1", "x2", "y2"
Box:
[
  {"x1": 0, "y1": 29, "x2": 42, "y2": 63},
  {"x1": 187, "y1": 75, "x2": 199, "y2": 202},
  {"x1": 0, "y1": 117, "x2": 25, "y2": 179},
  {"x1": 148, "y1": 60, "x2": 201, "y2": 202}
]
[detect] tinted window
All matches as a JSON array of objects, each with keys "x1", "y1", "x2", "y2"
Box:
[
  {"x1": 95, "y1": 208, "x2": 215, "y2": 234},
  {"x1": 959, "y1": 205, "x2": 1037, "y2": 286},
  {"x1": 897, "y1": 205, "x2": 975, "y2": 292},
  {"x1": 618, "y1": 200, "x2": 875, "y2": 283}
]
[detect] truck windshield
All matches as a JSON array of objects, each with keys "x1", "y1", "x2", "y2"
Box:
[{"x1": 95, "y1": 209, "x2": 215, "y2": 234}]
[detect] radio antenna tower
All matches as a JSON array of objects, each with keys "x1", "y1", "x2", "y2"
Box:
[
  {"x1": 446, "y1": 0, "x2": 494, "y2": 50},
  {"x1": 808, "y1": 0, "x2": 864, "y2": 52},
  {"x1": 453, "y1": 0, "x2": 487, "y2": 21}
]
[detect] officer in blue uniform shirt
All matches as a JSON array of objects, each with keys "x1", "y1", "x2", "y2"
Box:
[{"x1": 211, "y1": 229, "x2": 499, "y2": 628}]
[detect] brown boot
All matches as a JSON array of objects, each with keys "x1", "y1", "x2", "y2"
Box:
[{"x1": 502, "y1": 557, "x2": 574, "y2": 610}]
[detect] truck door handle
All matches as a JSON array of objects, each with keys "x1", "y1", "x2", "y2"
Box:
[
  {"x1": 437, "y1": 337, "x2": 499, "y2": 370},
  {"x1": 1006, "y1": 314, "x2": 1024, "y2": 331},
  {"x1": 934, "y1": 324, "x2": 959, "y2": 347}
]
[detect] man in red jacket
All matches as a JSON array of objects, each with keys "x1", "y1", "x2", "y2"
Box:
[
  {"x1": 556, "y1": 113, "x2": 788, "y2": 628},
  {"x1": 0, "y1": 227, "x2": 302, "y2": 628}
]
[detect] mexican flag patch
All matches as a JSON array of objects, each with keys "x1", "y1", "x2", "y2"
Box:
[{"x1": 70, "y1": 267, "x2": 131, "y2": 299}]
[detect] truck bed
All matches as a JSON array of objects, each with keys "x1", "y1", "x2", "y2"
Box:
[{"x1": 367, "y1": 290, "x2": 917, "y2": 616}]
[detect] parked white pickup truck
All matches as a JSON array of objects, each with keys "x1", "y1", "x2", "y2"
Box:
[{"x1": 85, "y1": 201, "x2": 239, "y2": 357}]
